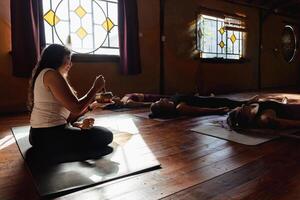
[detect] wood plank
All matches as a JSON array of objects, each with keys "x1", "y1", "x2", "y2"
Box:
[
  {"x1": 108, "y1": 141, "x2": 288, "y2": 200},
  {"x1": 162, "y1": 139, "x2": 299, "y2": 200},
  {"x1": 57, "y1": 140, "x2": 287, "y2": 200},
  {"x1": 1, "y1": 92, "x2": 300, "y2": 200},
  {"x1": 0, "y1": 128, "x2": 39, "y2": 200},
  {"x1": 215, "y1": 140, "x2": 300, "y2": 200}
]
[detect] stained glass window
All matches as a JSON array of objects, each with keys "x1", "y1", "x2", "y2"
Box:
[
  {"x1": 196, "y1": 14, "x2": 245, "y2": 60},
  {"x1": 43, "y1": 0, "x2": 119, "y2": 55}
]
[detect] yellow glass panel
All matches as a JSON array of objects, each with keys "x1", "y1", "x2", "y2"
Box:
[
  {"x1": 75, "y1": 6, "x2": 87, "y2": 18},
  {"x1": 219, "y1": 27, "x2": 225, "y2": 35},
  {"x1": 219, "y1": 41, "x2": 225, "y2": 48},
  {"x1": 230, "y1": 34, "x2": 237, "y2": 43},
  {"x1": 76, "y1": 27, "x2": 88, "y2": 39},
  {"x1": 102, "y1": 17, "x2": 115, "y2": 32},
  {"x1": 44, "y1": 10, "x2": 60, "y2": 26}
]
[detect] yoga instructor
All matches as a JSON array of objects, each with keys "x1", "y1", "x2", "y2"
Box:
[{"x1": 28, "y1": 44, "x2": 113, "y2": 152}]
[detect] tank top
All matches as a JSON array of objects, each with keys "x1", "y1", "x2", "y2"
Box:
[{"x1": 30, "y1": 68, "x2": 70, "y2": 128}]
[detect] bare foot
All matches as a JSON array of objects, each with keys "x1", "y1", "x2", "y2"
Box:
[{"x1": 282, "y1": 96, "x2": 288, "y2": 104}]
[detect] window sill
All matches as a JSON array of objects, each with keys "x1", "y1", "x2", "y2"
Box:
[
  {"x1": 71, "y1": 54, "x2": 120, "y2": 63},
  {"x1": 198, "y1": 58, "x2": 249, "y2": 64}
]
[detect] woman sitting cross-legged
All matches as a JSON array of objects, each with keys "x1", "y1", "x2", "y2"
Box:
[
  {"x1": 28, "y1": 44, "x2": 113, "y2": 153},
  {"x1": 149, "y1": 94, "x2": 258, "y2": 118},
  {"x1": 227, "y1": 98, "x2": 300, "y2": 130}
]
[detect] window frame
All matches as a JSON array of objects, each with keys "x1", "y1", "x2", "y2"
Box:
[
  {"x1": 42, "y1": 0, "x2": 120, "y2": 63},
  {"x1": 195, "y1": 7, "x2": 247, "y2": 63}
]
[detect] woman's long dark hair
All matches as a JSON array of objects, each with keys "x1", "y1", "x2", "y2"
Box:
[{"x1": 28, "y1": 44, "x2": 71, "y2": 111}]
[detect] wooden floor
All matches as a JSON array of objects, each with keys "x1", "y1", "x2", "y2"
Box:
[{"x1": 1, "y1": 92, "x2": 300, "y2": 200}]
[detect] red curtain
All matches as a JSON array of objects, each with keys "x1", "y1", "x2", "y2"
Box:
[
  {"x1": 10, "y1": 0, "x2": 45, "y2": 77},
  {"x1": 118, "y1": 0, "x2": 141, "y2": 75}
]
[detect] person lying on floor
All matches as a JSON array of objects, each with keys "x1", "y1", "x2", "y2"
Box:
[
  {"x1": 91, "y1": 93, "x2": 171, "y2": 109},
  {"x1": 149, "y1": 94, "x2": 258, "y2": 118},
  {"x1": 28, "y1": 44, "x2": 113, "y2": 153},
  {"x1": 227, "y1": 97, "x2": 300, "y2": 130}
]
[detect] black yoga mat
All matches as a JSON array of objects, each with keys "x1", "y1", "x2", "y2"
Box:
[{"x1": 12, "y1": 126, "x2": 160, "y2": 199}]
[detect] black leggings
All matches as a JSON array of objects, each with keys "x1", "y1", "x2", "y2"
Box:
[{"x1": 29, "y1": 124, "x2": 113, "y2": 152}]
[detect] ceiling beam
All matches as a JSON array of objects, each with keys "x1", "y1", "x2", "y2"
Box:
[
  {"x1": 262, "y1": 0, "x2": 283, "y2": 20},
  {"x1": 220, "y1": 0, "x2": 269, "y2": 10},
  {"x1": 266, "y1": 0, "x2": 286, "y2": 10},
  {"x1": 277, "y1": 0, "x2": 300, "y2": 9},
  {"x1": 219, "y1": 0, "x2": 300, "y2": 20}
]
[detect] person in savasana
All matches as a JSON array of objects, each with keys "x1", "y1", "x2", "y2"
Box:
[
  {"x1": 227, "y1": 98, "x2": 300, "y2": 130},
  {"x1": 28, "y1": 44, "x2": 113, "y2": 153},
  {"x1": 92, "y1": 93, "x2": 171, "y2": 109},
  {"x1": 149, "y1": 94, "x2": 259, "y2": 118}
]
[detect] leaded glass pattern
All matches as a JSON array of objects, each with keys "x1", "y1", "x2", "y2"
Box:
[
  {"x1": 42, "y1": 0, "x2": 119, "y2": 55},
  {"x1": 196, "y1": 14, "x2": 244, "y2": 59}
]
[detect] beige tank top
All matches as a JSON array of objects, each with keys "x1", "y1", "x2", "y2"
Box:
[{"x1": 30, "y1": 68, "x2": 70, "y2": 128}]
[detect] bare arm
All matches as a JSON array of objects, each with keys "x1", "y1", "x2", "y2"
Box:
[
  {"x1": 258, "y1": 109, "x2": 300, "y2": 129},
  {"x1": 67, "y1": 108, "x2": 89, "y2": 123},
  {"x1": 124, "y1": 99, "x2": 152, "y2": 108},
  {"x1": 44, "y1": 70, "x2": 105, "y2": 115},
  {"x1": 176, "y1": 103, "x2": 229, "y2": 116}
]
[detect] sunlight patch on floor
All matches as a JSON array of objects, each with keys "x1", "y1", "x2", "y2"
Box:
[
  {"x1": 94, "y1": 116, "x2": 139, "y2": 134},
  {"x1": 0, "y1": 135, "x2": 15, "y2": 150}
]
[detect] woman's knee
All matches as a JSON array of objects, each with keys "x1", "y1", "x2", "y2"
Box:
[
  {"x1": 89, "y1": 126, "x2": 113, "y2": 145},
  {"x1": 101, "y1": 127, "x2": 113, "y2": 144}
]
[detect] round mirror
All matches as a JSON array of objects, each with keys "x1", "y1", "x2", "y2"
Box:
[{"x1": 281, "y1": 25, "x2": 297, "y2": 63}]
